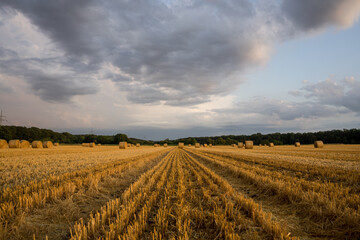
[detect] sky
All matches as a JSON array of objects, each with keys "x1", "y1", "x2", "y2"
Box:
[{"x1": 0, "y1": 0, "x2": 360, "y2": 140}]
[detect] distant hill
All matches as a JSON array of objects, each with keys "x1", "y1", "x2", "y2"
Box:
[{"x1": 0, "y1": 125, "x2": 359, "y2": 145}]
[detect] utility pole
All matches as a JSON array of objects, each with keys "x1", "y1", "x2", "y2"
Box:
[{"x1": 0, "y1": 110, "x2": 6, "y2": 126}]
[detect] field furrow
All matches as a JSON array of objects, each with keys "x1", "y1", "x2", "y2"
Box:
[
  {"x1": 1, "y1": 144, "x2": 358, "y2": 239},
  {"x1": 186, "y1": 148, "x2": 360, "y2": 239},
  {"x1": 0, "y1": 148, "x2": 171, "y2": 240}
]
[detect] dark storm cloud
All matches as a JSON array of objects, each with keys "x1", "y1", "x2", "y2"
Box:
[
  {"x1": 281, "y1": 0, "x2": 360, "y2": 31},
  {"x1": 1, "y1": 1, "x2": 360, "y2": 105}
]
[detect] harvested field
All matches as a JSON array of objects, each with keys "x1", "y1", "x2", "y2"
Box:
[{"x1": 0, "y1": 144, "x2": 359, "y2": 239}]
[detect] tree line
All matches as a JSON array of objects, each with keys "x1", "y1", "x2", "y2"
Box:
[
  {"x1": 0, "y1": 125, "x2": 359, "y2": 145},
  {"x1": 0, "y1": 126, "x2": 152, "y2": 145}
]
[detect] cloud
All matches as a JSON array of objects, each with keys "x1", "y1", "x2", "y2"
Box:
[
  {"x1": 0, "y1": 81, "x2": 13, "y2": 93},
  {"x1": 302, "y1": 77, "x2": 360, "y2": 112},
  {"x1": 1, "y1": 1, "x2": 360, "y2": 106},
  {"x1": 281, "y1": 0, "x2": 360, "y2": 31},
  {"x1": 0, "y1": 0, "x2": 272, "y2": 105}
]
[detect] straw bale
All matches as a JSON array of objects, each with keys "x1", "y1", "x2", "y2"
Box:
[
  {"x1": 32, "y1": 141, "x2": 43, "y2": 148},
  {"x1": 9, "y1": 139, "x2": 20, "y2": 148},
  {"x1": 43, "y1": 141, "x2": 53, "y2": 148},
  {"x1": 245, "y1": 140, "x2": 253, "y2": 149},
  {"x1": 314, "y1": 141, "x2": 324, "y2": 148},
  {"x1": 20, "y1": 140, "x2": 30, "y2": 148},
  {"x1": 119, "y1": 142, "x2": 127, "y2": 149},
  {"x1": 0, "y1": 139, "x2": 8, "y2": 149}
]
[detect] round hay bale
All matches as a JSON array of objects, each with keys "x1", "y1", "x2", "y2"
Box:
[
  {"x1": 295, "y1": 142, "x2": 300, "y2": 147},
  {"x1": 97, "y1": 144, "x2": 101, "y2": 146},
  {"x1": 178, "y1": 142, "x2": 184, "y2": 149},
  {"x1": 195, "y1": 143, "x2": 200, "y2": 148},
  {"x1": 43, "y1": 141, "x2": 53, "y2": 148},
  {"x1": 188, "y1": 144, "x2": 192, "y2": 147},
  {"x1": 89, "y1": 142, "x2": 95, "y2": 148},
  {"x1": 136, "y1": 143, "x2": 140, "y2": 147},
  {"x1": 32, "y1": 141, "x2": 43, "y2": 148},
  {"x1": 0, "y1": 139, "x2": 9, "y2": 149},
  {"x1": 119, "y1": 141, "x2": 127, "y2": 149},
  {"x1": 314, "y1": 141, "x2": 324, "y2": 148},
  {"x1": 209, "y1": 144, "x2": 213, "y2": 147},
  {"x1": 163, "y1": 143, "x2": 168, "y2": 147},
  {"x1": 20, "y1": 140, "x2": 30, "y2": 148},
  {"x1": 82, "y1": 143, "x2": 90, "y2": 147},
  {"x1": 245, "y1": 140, "x2": 253, "y2": 149},
  {"x1": 54, "y1": 143, "x2": 60, "y2": 146},
  {"x1": 232, "y1": 144, "x2": 236, "y2": 147},
  {"x1": 269, "y1": 143, "x2": 274, "y2": 147},
  {"x1": 9, "y1": 139, "x2": 20, "y2": 148},
  {"x1": 204, "y1": 144, "x2": 208, "y2": 147},
  {"x1": 238, "y1": 142, "x2": 244, "y2": 148}
]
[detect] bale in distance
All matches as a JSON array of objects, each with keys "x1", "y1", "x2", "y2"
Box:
[
  {"x1": 119, "y1": 142, "x2": 127, "y2": 149},
  {"x1": 54, "y1": 143, "x2": 60, "y2": 146},
  {"x1": 295, "y1": 142, "x2": 300, "y2": 147},
  {"x1": 232, "y1": 144, "x2": 236, "y2": 147},
  {"x1": 188, "y1": 144, "x2": 192, "y2": 147},
  {"x1": 238, "y1": 142, "x2": 244, "y2": 148},
  {"x1": 209, "y1": 144, "x2": 213, "y2": 147},
  {"x1": 245, "y1": 140, "x2": 253, "y2": 149},
  {"x1": 32, "y1": 141, "x2": 43, "y2": 148},
  {"x1": 89, "y1": 142, "x2": 95, "y2": 148},
  {"x1": 163, "y1": 143, "x2": 168, "y2": 147},
  {"x1": 9, "y1": 140, "x2": 20, "y2": 148},
  {"x1": 20, "y1": 140, "x2": 30, "y2": 148},
  {"x1": 82, "y1": 143, "x2": 90, "y2": 147},
  {"x1": 204, "y1": 144, "x2": 208, "y2": 147},
  {"x1": 136, "y1": 143, "x2": 140, "y2": 147},
  {"x1": 178, "y1": 142, "x2": 184, "y2": 149},
  {"x1": 314, "y1": 141, "x2": 324, "y2": 148},
  {"x1": 43, "y1": 141, "x2": 53, "y2": 148},
  {"x1": 0, "y1": 139, "x2": 8, "y2": 149},
  {"x1": 269, "y1": 143, "x2": 274, "y2": 147},
  {"x1": 97, "y1": 144, "x2": 101, "y2": 146},
  {"x1": 195, "y1": 143, "x2": 200, "y2": 148}
]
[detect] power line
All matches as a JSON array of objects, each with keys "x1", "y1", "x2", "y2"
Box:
[{"x1": 0, "y1": 110, "x2": 7, "y2": 126}]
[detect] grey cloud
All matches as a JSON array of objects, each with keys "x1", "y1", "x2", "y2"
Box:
[
  {"x1": 236, "y1": 99, "x2": 342, "y2": 121},
  {"x1": 0, "y1": 55, "x2": 97, "y2": 102},
  {"x1": 27, "y1": 73, "x2": 97, "y2": 103},
  {"x1": 0, "y1": 0, "x2": 100, "y2": 61},
  {"x1": 282, "y1": 0, "x2": 360, "y2": 31},
  {"x1": 216, "y1": 78, "x2": 360, "y2": 123},
  {"x1": 0, "y1": 81, "x2": 13, "y2": 93},
  {"x1": 1, "y1": 1, "x2": 360, "y2": 105},
  {"x1": 0, "y1": 0, "x2": 269, "y2": 105},
  {"x1": 302, "y1": 78, "x2": 360, "y2": 112}
]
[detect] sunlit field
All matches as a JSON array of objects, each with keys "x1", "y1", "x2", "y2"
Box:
[{"x1": 0, "y1": 144, "x2": 359, "y2": 239}]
